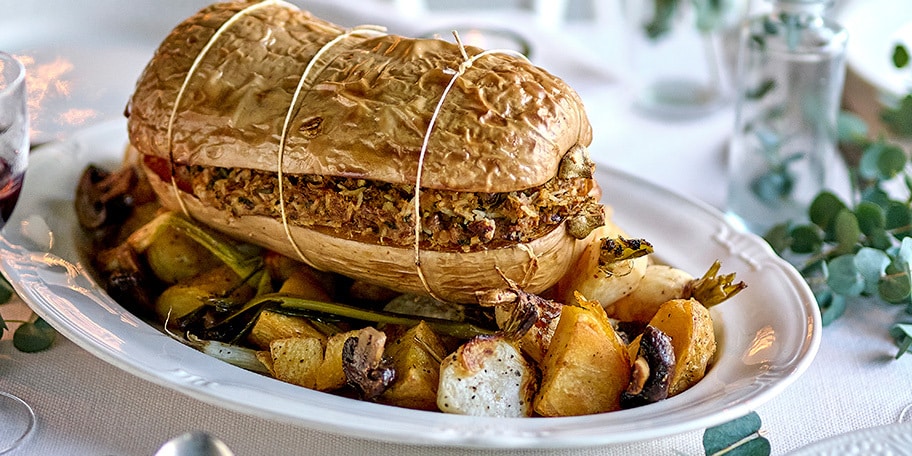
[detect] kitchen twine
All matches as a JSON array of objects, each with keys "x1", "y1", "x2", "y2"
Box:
[
  {"x1": 277, "y1": 24, "x2": 388, "y2": 269},
  {"x1": 167, "y1": 0, "x2": 534, "y2": 300},
  {"x1": 409, "y1": 35, "x2": 530, "y2": 300}
]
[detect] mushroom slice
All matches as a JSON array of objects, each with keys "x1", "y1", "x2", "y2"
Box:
[
  {"x1": 620, "y1": 325, "x2": 676, "y2": 409},
  {"x1": 341, "y1": 327, "x2": 394, "y2": 400},
  {"x1": 75, "y1": 165, "x2": 137, "y2": 230}
]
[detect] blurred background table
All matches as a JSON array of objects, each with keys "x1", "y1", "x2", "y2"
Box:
[{"x1": 1, "y1": 0, "x2": 911, "y2": 454}]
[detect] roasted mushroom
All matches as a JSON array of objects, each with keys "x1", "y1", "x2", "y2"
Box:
[
  {"x1": 621, "y1": 325, "x2": 676, "y2": 408},
  {"x1": 342, "y1": 327, "x2": 395, "y2": 400},
  {"x1": 75, "y1": 165, "x2": 136, "y2": 231}
]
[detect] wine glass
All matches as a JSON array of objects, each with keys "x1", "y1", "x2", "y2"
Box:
[{"x1": 0, "y1": 50, "x2": 36, "y2": 454}]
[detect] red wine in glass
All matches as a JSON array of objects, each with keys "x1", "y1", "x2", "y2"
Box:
[
  {"x1": 0, "y1": 50, "x2": 36, "y2": 453},
  {"x1": 0, "y1": 157, "x2": 24, "y2": 229}
]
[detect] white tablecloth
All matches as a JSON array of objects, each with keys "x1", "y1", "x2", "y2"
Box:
[{"x1": 2, "y1": 0, "x2": 911, "y2": 454}]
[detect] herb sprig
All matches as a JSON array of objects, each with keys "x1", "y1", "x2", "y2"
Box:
[{"x1": 764, "y1": 44, "x2": 912, "y2": 359}]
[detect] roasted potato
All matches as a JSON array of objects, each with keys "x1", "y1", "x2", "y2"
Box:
[
  {"x1": 267, "y1": 329, "x2": 362, "y2": 392},
  {"x1": 154, "y1": 264, "x2": 256, "y2": 320},
  {"x1": 533, "y1": 293, "x2": 631, "y2": 416},
  {"x1": 380, "y1": 321, "x2": 448, "y2": 410},
  {"x1": 278, "y1": 267, "x2": 333, "y2": 302},
  {"x1": 247, "y1": 310, "x2": 327, "y2": 350},
  {"x1": 437, "y1": 334, "x2": 538, "y2": 417},
  {"x1": 315, "y1": 329, "x2": 360, "y2": 391},
  {"x1": 144, "y1": 224, "x2": 222, "y2": 284},
  {"x1": 629, "y1": 298, "x2": 716, "y2": 396},
  {"x1": 269, "y1": 336, "x2": 325, "y2": 389}
]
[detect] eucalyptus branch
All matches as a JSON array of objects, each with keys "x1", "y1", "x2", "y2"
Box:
[{"x1": 764, "y1": 43, "x2": 912, "y2": 359}]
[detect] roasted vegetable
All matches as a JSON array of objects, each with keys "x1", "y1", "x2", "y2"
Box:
[
  {"x1": 379, "y1": 321, "x2": 448, "y2": 410},
  {"x1": 81, "y1": 163, "x2": 729, "y2": 416},
  {"x1": 557, "y1": 233, "x2": 653, "y2": 307},
  {"x1": 254, "y1": 294, "x2": 494, "y2": 339},
  {"x1": 155, "y1": 264, "x2": 256, "y2": 321},
  {"x1": 276, "y1": 267, "x2": 333, "y2": 303},
  {"x1": 477, "y1": 275, "x2": 563, "y2": 364},
  {"x1": 437, "y1": 334, "x2": 538, "y2": 417},
  {"x1": 629, "y1": 298, "x2": 717, "y2": 396},
  {"x1": 620, "y1": 325, "x2": 676, "y2": 408},
  {"x1": 342, "y1": 327, "x2": 394, "y2": 400},
  {"x1": 605, "y1": 264, "x2": 693, "y2": 322},
  {"x1": 144, "y1": 225, "x2": 222, "y2": 284},
  {"x1": 533, "y1": 293, "x2": 631, "y2": 416},
  {"x1": 127, "y1": 212, "x2": 263, "y2": 280},
  {"x1": 269, "y1": 336, "x2": 326, "y2": 389},
  {"x1": 183, "y1": 333, "x2": 270, "y2": 375},
  {"x1": 314, "y1": 330, "x2": 360, "y2": 391},
  {"x1": 75, "y1": 164, "x2": 157, "y2": 244},
  {"x1": 606, "y1": 261, "x2": 746, "y2": 323},
  {"x1": 247, "y1": 309, "x2": 327, "y2": 350}
]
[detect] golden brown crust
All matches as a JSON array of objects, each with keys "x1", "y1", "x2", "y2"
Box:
[
  {"x1": 127, "y1": 0, "x2": 592, "y2": 193},
  {"x1": 144, "y1": 162, "x2": 593, "y2": 303}
]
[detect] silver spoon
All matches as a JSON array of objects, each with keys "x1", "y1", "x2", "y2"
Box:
[{"x1": 154, "y1": 431, "x2": 234, "y2": 456}]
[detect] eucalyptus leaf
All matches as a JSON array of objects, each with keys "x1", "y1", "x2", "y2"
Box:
[
  {"x1": 13, "y1": 318, "x2": 56, "y2": 353},
  {"x1": 703, "y1": 412, "x2": 770, "y2": 456},
  {"x1": 880, "y1": 257, "x2": 912, "y2": 304},
  {"x1": 817, "y1": 288, "x2": 847, "y2": 326},
  {"x1": 889, "y1": 323, "x2": 912, "y2": 359},
  {"x1": 753, "y1": 124, "x2": 782, "y2": 154},
  {"x1": 763, "y1": 223, "x2": 792, "y2": 254},
  {"x1": 0, "y1": 274, "x2": 12, "y2": 304},
  {"x1": 854, "y1": 248, "x2": 890, "y2": 296},
  {"x1": 861, "y1": 186, "x2": 891, "y2": 209},
  {"x1": 826, "y1": 254, "x2": 865, "y2": 297},
  {"x1": 893, "y1": 43, "x2": 910, "y2": 69},
  {"x1": 877, "y1": 143, "x2": 907, "y2": 179},
  {"x1": 747, "y1": 79, "x2": 776, "y2": 100},
  {"x1": 0, "y1": 316, "x2": 7, "y2": 338},
  {"x1": 885, "y1": 202, "x2": 912, "y2": 239},
  {"x1": 881, "y1": 95, "x2": 912, "y2": 137},
  {"x1": 751, "y1": 170, "x2": 794, "y2": 204},
  {"x1": 643, "y1": 0, "x2": 679, "y2": 40},
  {"x1": 897, "y1": 237, "x2": 912, "y2": 267},
  {"x1": 855, "y1": 201, "x2": 885, "y2": 235},
  {"x1": 788, "y1": 224, "x2": 822, "y2": 254},
  {"x1": 837, "y1": 111, "x2": 869, "y2": 143},
  {"x1": 749, "y1": 33, "x2": 766, "y2": 52},
  {"x1": 859, "y1": 142, "x2": 886, "y2": 180},
  {"x1": 761, "y1": 16, "x2": 778, "y2": 36},
  {"x1": 693, "y1": 0, "x2": 730, "y2": 32},
  {"x1": 857, "y1": 140, "x2": 907, "y2": 181},
  {"x1": 869, "y1": 228, "x2": 894, "y2": 251},
  {"x1": 833, "y1": 210, "x2": 861, "y2": 255},
  {"x1": 809, "y1": 192, "x2": 846, "y2": 233}
]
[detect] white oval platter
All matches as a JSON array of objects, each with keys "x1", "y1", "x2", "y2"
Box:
[{"x1": 0, "y1": 119, "x2": 819, "y2": 449}]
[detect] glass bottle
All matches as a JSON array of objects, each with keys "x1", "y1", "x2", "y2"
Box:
[{"x1": 725, "y1": 0, "x2": 848, "y2": 234}]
